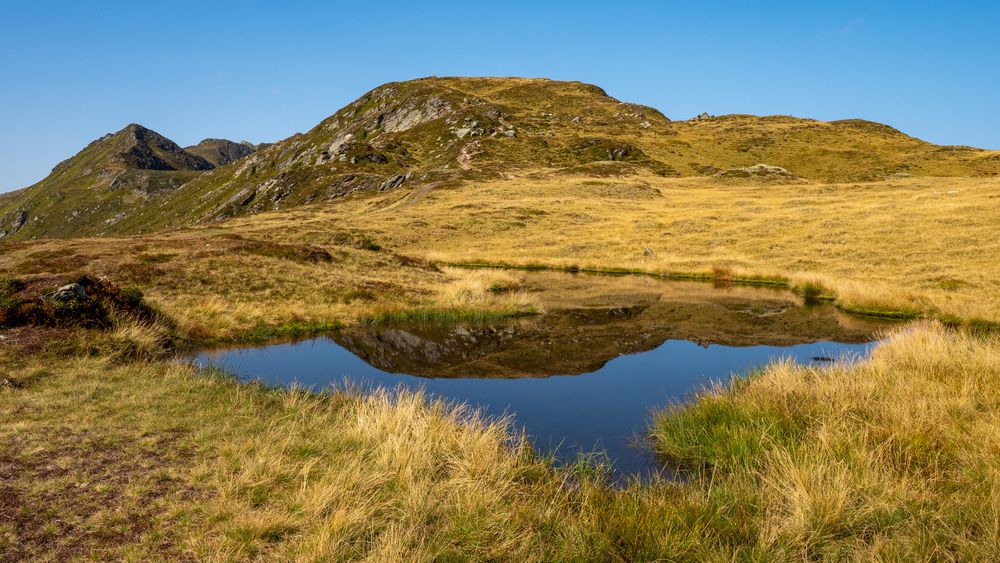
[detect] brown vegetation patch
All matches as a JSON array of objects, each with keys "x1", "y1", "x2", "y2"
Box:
[
  {"x1": 0, "y1": 326, "x2": 75, "y2": 360},
  {"x1": 16, "y1": 247, "x2": 90, "y2": 273},
  {"x1": 221, "y1": 234, "x2": 335, "y2": 263},
  {"x1": 0, "y1": 275, "x2": 158, "y2": 330},
  {"x1": 0, "y1": 430, "x2": 197, "y2": 561},
  {"x1": 575, "y1": 181, "x2": 661, "y2": 199}
]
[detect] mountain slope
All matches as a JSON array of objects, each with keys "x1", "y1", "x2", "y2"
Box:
[
  {"x1": 5, "y1": 77, "x2": 1000, "y2": 240},
  {"x1": 184, "y1": 138, "x2": 258, "y2": 167},
  {"x1": 0, "y1": 124, "x2": 214, "y2": 239},
  {"x1": 116, "y1": 77, "x2": 999, "y2": 234},
  {"x1": 112, "y1": 77, "x2": 674, "y2": 231}
]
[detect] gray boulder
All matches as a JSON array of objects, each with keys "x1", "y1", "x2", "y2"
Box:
[
  {"x1": 379, "y1": 173, "x2": 410, "y2": 191},
  {"x1": 44, "y1": 283, "x2": 88, "y2": 302}
]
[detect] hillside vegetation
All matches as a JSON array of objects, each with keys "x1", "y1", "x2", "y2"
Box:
[
  {"x1": 3, "y1": 77, "x2": 998, "y2": 240},
  {"x1": 0, "y1": 126, "x2": 251, "y2": 240}
]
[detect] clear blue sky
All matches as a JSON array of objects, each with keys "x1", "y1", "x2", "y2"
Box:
[{"x1": 2, "y1": 1, "x2": 998, "y2": 192}]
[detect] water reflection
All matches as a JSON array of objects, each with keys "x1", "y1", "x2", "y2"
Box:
[{"x1": 194, "y1": 272, "x2": 893, "y2": 480}]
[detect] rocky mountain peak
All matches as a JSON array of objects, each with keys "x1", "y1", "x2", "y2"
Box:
[
  {"x1": 112, "y1": 124, "x2": 214, "y2": 171},
  {"x1": 185, "y1": 138, "x2": 258, "y2": 167},
  {"x1": 0, "y1": 124, "x2": 219, "y2": 239}
]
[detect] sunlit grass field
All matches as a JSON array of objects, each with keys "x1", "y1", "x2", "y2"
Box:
[
  {"x1": 234, "y1": 173, "x2": 1000, "y2": 325},
  {"x1": 4, "y1": 173, "x2": 1000, "y2": 559},
  {"x1": 4, "y1": 323, "x2": 999, "y2": 560}
]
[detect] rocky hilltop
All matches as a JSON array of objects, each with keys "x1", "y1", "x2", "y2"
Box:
[
  {"x1": 3, "y1": 77, "x2": 999, "y2": 240},
  {"x1": 119, "y1": 77, "x2": 673, "y2": 230},
  {"x1": 185, "y1": 138, "x2": 259, "y2": 167},
  {"x1": 109, "y1": 77, "x2": 1000, "y2": 234},
  {"x1": 0, "y1": 126, "x2": 253, "y2": 239}
]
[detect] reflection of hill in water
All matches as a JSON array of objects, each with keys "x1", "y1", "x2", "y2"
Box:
[{"x1": 335, "y1": 277, "x2": 891, "y2": 378}]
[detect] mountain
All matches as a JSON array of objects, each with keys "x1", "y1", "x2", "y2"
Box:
[
  {"x1": 184, "y1": 138, "x2": 258, "y2": 167},
  {"x1": 4, "y1": 77, "x2": 999, "y2": 240},
  {"x1": 114, "y1": 77, "x2": 672, "y2": 231},
  {"x1": 0, "y1": 124, "x2": 215, "y2": 239},
  {"x1": 115, "y1": 77, "x2": 1000, "y2": 233}
]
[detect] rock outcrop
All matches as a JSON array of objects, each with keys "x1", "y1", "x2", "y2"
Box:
[{"x1": 185, "y1": 138, "x2": 258, "y2": 167}]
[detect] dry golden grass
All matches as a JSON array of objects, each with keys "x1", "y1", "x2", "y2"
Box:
[
  {"x1": 4, "y1": 322, "x2": 999, "y2": 560},
  {"x1": 5, "y1": 173, "x2": 997, "y2": 333},
  {"x1": 652, "y1": 322, "x2": 1000, "y2": 559},
  {"x1": 226, "y1": 173, "x2": 1000, "y2": 324},
  {"x1": 0, "y1": 230, "x2": 539, "y2": 343},
  {"x1": 436, "y1": 266, "x2": 535, "y2": 310},
  {"x1": 5, "y1": 170, "x2": 1000, "y2": 558},
  {"x1": 0, "y1": 352, "x2": 576, "y2": 560}
]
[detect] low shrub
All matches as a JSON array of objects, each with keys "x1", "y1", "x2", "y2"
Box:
[{"x1": 0, "y1": 275, "x2": 164, "y2": 330}]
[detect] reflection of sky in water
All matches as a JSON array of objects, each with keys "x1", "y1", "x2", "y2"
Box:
[{"x1": 195, "y1": 336, "x2": 876, "y2": 481}]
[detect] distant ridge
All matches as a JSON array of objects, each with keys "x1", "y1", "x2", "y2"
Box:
[
  {"x1": 185, "y1": 138, "x2": 259, "y2": 167},
  {"x1": 0, "y1": 124, "x2": 247, "y2": 239},
  {"x1": 3, "y1": 76, "x2": 999, "y2": 240}
]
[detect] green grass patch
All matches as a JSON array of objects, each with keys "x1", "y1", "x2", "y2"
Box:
[
  {"x1": 834, "y1": 304, "x2": 923, "y2": 320},
  {"x1": 937, "y1": 278, "x2": 970, "y2": 291},
  {"x1": 728, "y1": 275, "x2": 790, "y2": 287},
  {"x1": 446, "y1": 261, "x2": 788, "y2": 287},
  {"x1": 797, "y1": 282, "x2": 825, "y2": 305},
  {"x1": 652, "y1": 386, "x2": 808, "y2": 472}
]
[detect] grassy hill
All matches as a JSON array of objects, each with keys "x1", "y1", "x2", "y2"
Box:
[
  {"x1": 4, "y1": 77, "x2": 999, "y2": 240},
  {"x1": 0, "y1": 128, "x2": 262, "y2": 241},
  {"x1": 0, "y1": 124, "x2": 215, "y2": 240},
  {"x1": 112, "y1": 77, "x2": 997, "y2": 234}
]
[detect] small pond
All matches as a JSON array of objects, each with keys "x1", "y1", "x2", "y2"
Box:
[{"x1": 193, "y1": 271, "x2": 893, "y2": 481}]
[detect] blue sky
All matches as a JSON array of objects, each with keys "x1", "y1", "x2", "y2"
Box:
[{"x1": 2, "y1": 1, "x2": 998, "y2": 192}]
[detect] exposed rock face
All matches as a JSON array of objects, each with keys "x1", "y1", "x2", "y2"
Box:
[
  {"x1": 12, "y1": 210, "x2": 26, "y2": 231},
  {"x1": 118, "y1": 124, "x2": 214, "y2": 171},
  {"x1": 0, "y1": 209, "x2": 27, "y2": 238},
  {"x1": 380, "y1": 94, "x2": 452, "y2": 133},
  {"x1": 379, "y1": 173, "x2": 409, "y2": 191},
  {"x1": 573, "y1": 138, "x2": 645, "y2": 162},
  {"x1": 43, "y1": 283, "x2": 88, "y2": 302},
  {"x1": 185, "y1": 138, "x2": 258, "y2": 167}
]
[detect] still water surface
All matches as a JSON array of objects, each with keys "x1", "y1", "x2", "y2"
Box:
[{"x1": 194, "y1": 272, "x2": 891, "y2": 480}]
